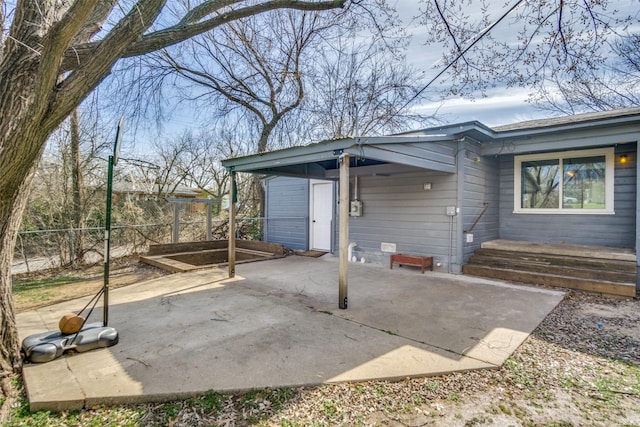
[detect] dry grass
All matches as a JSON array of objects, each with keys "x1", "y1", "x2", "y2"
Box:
[{"x1": 12, "y1": 256, "x2": 169, "y2": 313}]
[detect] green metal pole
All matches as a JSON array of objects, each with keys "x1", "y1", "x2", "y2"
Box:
[
  {"x1": 103, "y1": 116, "x2": 123, "y2": 328},
  {"x1": 103, "y1": 155, "x2": 114, "y2": 327}
]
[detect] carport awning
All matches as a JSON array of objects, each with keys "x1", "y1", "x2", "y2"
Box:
[
  {"x1": 221, "y1": 123, "x2": 497, "y2": 308},
  {"x1": 221, "y1": 133, "x2": 474, "y2": 178}
]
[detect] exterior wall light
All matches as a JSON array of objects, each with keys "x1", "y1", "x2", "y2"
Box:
[{"x1": 620, "y1": 154, "x2": 628, "y2": 164}]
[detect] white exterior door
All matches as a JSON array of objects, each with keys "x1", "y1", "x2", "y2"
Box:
[{"x1": 310, "y1": 181, "x2": 333, "y2": 251}]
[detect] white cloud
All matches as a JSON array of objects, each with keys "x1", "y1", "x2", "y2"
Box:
[{"x1": 413, "y1": 87, "x2": 551, "y2": 127}]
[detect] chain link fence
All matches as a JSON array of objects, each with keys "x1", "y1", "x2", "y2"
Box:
[
  {"x1": 12, "y1": 217, "x2": 305, "y2": 274},
  {"x1": 13, "y1": 223, "x2": 171, "y2": 274}
]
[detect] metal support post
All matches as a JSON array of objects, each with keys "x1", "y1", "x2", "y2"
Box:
[
  {"x1": 173, "y1": 203, "x2": 180, "y2": 243},
  {"x1": 228, "y1": 170, "x2": 237, "y2": 278},
  {"x1": 207, "y1": 203, "x2": 212, "y2": 240},
  {"x1": 338, "y1": 153, "x2": 349, "y2": 309}
]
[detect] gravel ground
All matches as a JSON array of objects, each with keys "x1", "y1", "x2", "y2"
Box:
[{"x1": 5, "y1": 291, "x2": 640, "y2": 426}]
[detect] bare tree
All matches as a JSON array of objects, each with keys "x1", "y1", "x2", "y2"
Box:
[
  {"x1": 21, "y1": 107, "x2": 111, "y2": 266},
  {"x1": 70, "y1": 110, "x2": 86, "y2": 263},
  {"x1": 303, "y1": 37, "x2": 433, "y2": 140},
  {"x1": 0, "y1": 0, "x2": 345, "y2": 394},
  {"x1": 531, "y1": 32, "x2": 640, "y2": 115},
  {"x1": 417, "y1": 1, "x2": 635, "y2": 100},
  {"x1": 159, "y1": 10, "x2": 335, "y2": 153},
  {"x1": 161, "y1": 128, "x2": 251, "y2": 199},
  {"x1": 142, "y1": 9, "x2": 339, "y2": 218}
]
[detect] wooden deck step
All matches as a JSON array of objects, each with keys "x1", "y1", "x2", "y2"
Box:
[
  {"x1": 480, "y1": 239, "x2": 636, "y2": 262},
  {"x1": 472, "y1": 248, "x2": 637, "y2": 272},
  {"x1": 464, "y1": 241, "x2": 637, "y2": 297},
  {"x1": 468, "y1": 254, "x2": 636, "y2": 283},
  {"x1": 139, "y1": 255, "x2": 200, "y2": 273},
  {"x1": 463, "y1": 264, "x2": 636, "y2": 297}
]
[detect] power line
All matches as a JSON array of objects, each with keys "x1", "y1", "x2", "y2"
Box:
[{"x1": 373, "y1": 0, "x2": 527, "y2": 133}]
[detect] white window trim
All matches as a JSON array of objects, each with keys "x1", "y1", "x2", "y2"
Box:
[{"x1": 514, "y1": 147, "x2": 615, "y2": 215}]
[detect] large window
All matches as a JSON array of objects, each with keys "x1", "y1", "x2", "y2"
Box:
[{"x1": 514, "y1": 148, "x2": 614, "y2": 214}]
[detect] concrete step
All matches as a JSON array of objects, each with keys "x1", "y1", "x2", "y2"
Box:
[
  {"x1": 462, "y1": 264, "x2": 637, "y2": 297},
  {"x1": 468, "y1": 254, "x2": 636, "y2": 283}
]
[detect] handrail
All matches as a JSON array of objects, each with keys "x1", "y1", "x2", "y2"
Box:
[{"x1": 464, "y1": 202, "x2": 490, "y2": 233}]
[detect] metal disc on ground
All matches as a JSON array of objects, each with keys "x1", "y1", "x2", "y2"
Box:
[{"x1": 59, "y1": 313, "x2": 84, "y2": 335}]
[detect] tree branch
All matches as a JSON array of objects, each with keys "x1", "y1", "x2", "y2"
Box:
[
  {"x1": 60, "y1": 0, "x2": 345, "y2": 71},
  {"x1": 434, "y1": 0, "x2": 462, "y2": 53},
  {"x1": 71, "y1": 1, "x2": 119, "y2": 45},
  {"x1": 37, "y1": 1, "x2": 101, "y2": 102},
  {"x1": 46, "y1": 0, "x2": 167, "y2": 130}
]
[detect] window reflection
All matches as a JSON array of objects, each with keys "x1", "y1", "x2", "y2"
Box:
[
  {"x1": 519, "y1": 153, "x2": 608, "y2": 211},
  {"x1": 521, "y1": 159, "x2": 560, "y2": 208},
  {"x1": 562, "y1": 156, "x2": 606, "y2": 209}
]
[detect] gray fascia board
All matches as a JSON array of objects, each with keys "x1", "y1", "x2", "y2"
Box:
[
  {"x1": 222, "y1": 138, "x2": 352, "y2": 171},
  {"x1": 224, "y1": 150, "x2": 339, "y2": 172},
  {"x1": 354, "y1": 127, "x2": 494, "y2": 144},
  {"x1": 324, "y1": 163, "x2": 427, "y2": 178},
  {"x1": 482, "y1": 130, "x2": 640, "y2": 156},
  {"x1": 356, "y1": 146, "x2": 456, "y2": 173},
  {"x1": 352, "y1": 134, "x2": 456, "y2": 144},
  {"x1": 248, "y1": 162, "x2": 330, "y2": 179},
  {"x1": 392, "y1": 121, "x2": 495, "y2": 141},
  {"x1": 493, "y1": 108, "x2": 640, "y2": 133},
  {"x1": 483, "y1": 116, "x2": 640, "y2": 156}
]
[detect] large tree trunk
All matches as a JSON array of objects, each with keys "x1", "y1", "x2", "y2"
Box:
[
  {"x1": 255, "y1": 124, "x2": 275, "y2": 221},
  {"x1": 1, "y1": 2, "x2": 90, "y2": 376},
  {"x1": 0, "y1": 143, "x2": 42, "y2": 376}
]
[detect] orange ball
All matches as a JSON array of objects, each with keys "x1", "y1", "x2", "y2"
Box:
[{"x1": 59, "y1": 313, "x2": 85, "y2": 335}]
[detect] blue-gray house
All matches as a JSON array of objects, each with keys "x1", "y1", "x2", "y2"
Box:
[{"x1": 222, "y1": 107, "x2": 640, "y2": 297}]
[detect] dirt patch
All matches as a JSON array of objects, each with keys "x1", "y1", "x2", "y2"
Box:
[
  {"x1": 537, "y1": 292, "x2": 640, "y2": 365},
  {"x1": 12, "y1": 255, "x2": 171, "y2": 313},
  {"x1": 580, "y1": 299, "x2": 640, "y2": 341}
]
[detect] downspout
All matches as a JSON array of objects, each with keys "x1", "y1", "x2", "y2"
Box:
[
  {"x1": 264, "y1": 178, "x2": 269, "y2": 244},
  {"x1": 455, "y1": 138, "x2": 465, "y2": 274}
]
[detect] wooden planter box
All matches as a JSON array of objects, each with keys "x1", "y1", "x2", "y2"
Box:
[{"x1": 390, "y1": 254, "x2": 433, "y2": 274}]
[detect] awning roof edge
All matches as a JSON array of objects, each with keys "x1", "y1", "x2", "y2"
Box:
[{"x1": 221, "y1": 128, "x2": 486, "y2": 174}]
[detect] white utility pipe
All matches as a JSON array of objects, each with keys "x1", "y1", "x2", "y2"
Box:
[{"x1": 348, "y1": 242, "x2": 358, "y2": 262}]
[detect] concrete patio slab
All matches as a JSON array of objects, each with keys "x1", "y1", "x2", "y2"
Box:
[{"x1": 18, "y1": 255, "x2": 565, "y2": 411}]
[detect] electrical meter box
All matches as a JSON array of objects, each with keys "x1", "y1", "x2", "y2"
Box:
[{"x1": 350, "y1": 200, "x2": 363, "y2": 217}]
